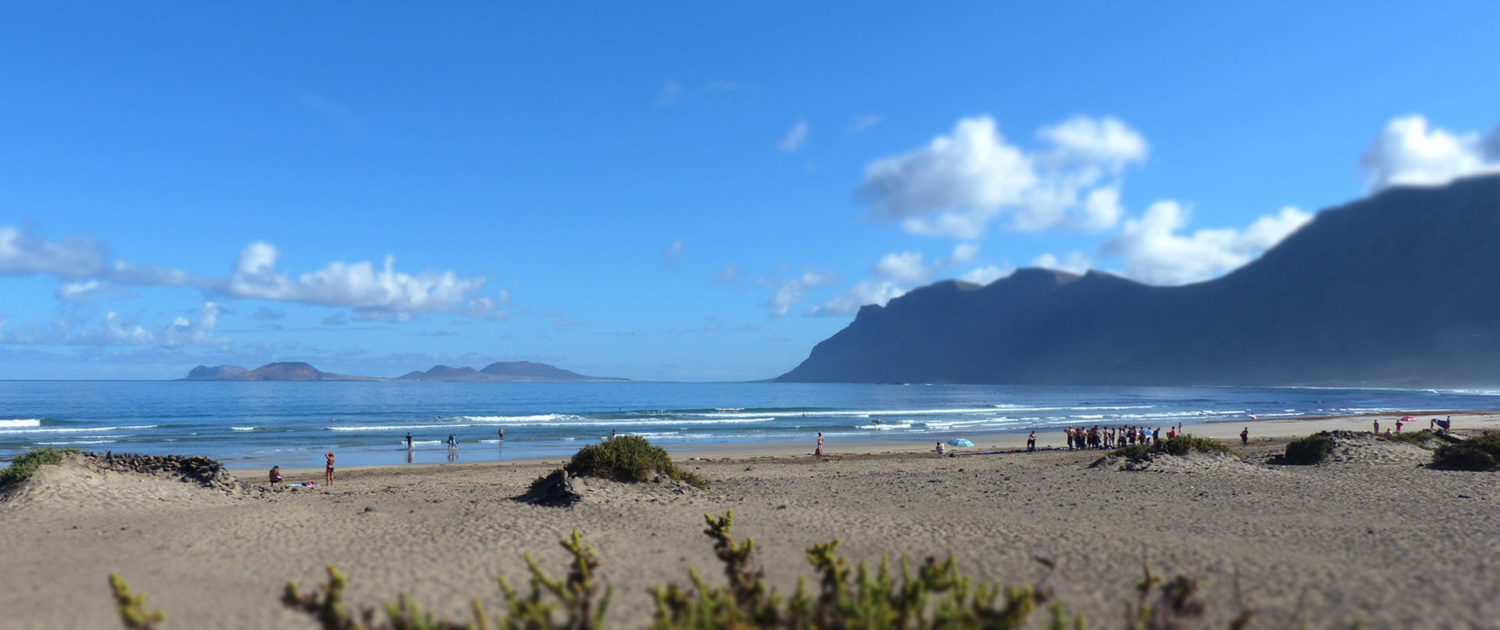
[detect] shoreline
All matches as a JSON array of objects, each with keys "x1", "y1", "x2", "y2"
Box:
[{"x1": 263, "y1": 410, "x2": 1500, "y2": 476}]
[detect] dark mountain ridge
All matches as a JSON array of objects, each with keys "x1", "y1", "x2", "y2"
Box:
[
  {"x1": 183, "y1": 361, "x2": 624, "y2": 382},
  {"x1": 777, "y1": 174, "x2": 1500, "y2": 387}
]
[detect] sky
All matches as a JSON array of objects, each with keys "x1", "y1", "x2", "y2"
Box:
[{"x1": 2, "y1": 2, "x2": 1499, "y2": 381}]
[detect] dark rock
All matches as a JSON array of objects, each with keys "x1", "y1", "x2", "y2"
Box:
[{"x1": 514, "y1": 469, "x2": 583, "y2": 507}]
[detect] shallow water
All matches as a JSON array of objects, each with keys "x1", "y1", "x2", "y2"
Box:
[{"x1": 0, "y1": 380, "x2": 1492, "y2": 468}]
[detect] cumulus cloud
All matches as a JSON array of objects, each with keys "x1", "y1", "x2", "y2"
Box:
[
  {"x1": 760, "y1": 270, "x2": 837, "y2": 317},
  {"x1": 961, "y1": 265, "x2": 1013, "y2": 285},
  {"x1": 1, "y1": 230, "x2": 502, "y2": 318},
  {"x1": 1031, "y1": 251, "x2": 1092, "y2": 274},
  {"x1": 1105, "y1": 202, "x2": 1312, "y2": 285},
  {"x1": 811, "y1": 280, "x2": 906, "y2": 316},
  {"x1": 874, "y1": 251, "x2": 931, "y2": 284},
  {"x1": 1361, "y1": 116, "x2": 1500, "y2": 190},
  {"x1": 941, "y1": 243, "x2": 979, "y2": 266},
  {"x1": 0, "y1": 302, "x2": 227, "y2": 348},
  {"x1": 858, "y1": 115, "x2": 1145, "y2": 238},
  {"x1": 0, "y1": 227, "x2": 108, "y2": 276},
  {"x1": 778, "y1": 119, "x2": 809, "y2": 153}
]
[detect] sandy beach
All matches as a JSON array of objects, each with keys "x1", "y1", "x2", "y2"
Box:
[{"x1": 3, "y1": 413, "x2": 1499, "y2": 629}]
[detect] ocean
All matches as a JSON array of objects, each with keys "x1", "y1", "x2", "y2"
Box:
[{"x1": 1, "y1": 381, "x2": 1493, "y2": 469}]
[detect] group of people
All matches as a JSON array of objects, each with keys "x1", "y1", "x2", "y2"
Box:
[
  {"x1": 267, "y1": 451, "x2": 335, "y2": 490},
  {"x1": 1062, "y1": 423, "x2": 1184, "y2": 450}
]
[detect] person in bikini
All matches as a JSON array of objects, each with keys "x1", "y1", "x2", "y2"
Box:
[
  {"x1": 324, "y1": 452, "x2": 335, "y2": 486},
  {"x1": 269, "y1": 465, "x2": 284, "y2": 489}
]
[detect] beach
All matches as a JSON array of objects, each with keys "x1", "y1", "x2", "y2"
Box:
[{"x1": 2, "y1": 413, "x2": 1498, "y2": 629}]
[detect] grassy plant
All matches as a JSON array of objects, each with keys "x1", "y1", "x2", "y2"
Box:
[
  {"x1": 0, "y1": 446, "x2": 78, "y2": 487},
  {"x1": 1431, "y1": 431, "x2": 1500, "y2": 471},
  {"x1": 1281, "y1": 433, "x2": 1336, "y2": 465},
  {"x1": 109, "y1": 573, "x2": 165, "y2": 630},
  {"x1": 1104, "y1": 435, "x2": 1239, "y2": 463},
  {"x1": 557, "y1": 434, "x2": 706, "y2": 489}
]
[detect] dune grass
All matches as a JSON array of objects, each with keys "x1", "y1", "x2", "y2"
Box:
[
  {"x1": 1432, "y1": 431, "x2": 1500, "y2": 471},
  {"x1": 0, "y1": 447, "x2": 78, "y2": 487},
  {"x1": 556, "y1": 434, "x2": 707, "y2": 489},
  {"x1": 1281, "y1": 432, "x2": 1336, "y2": 465},
  {"x1": 1104, "y1": 435, "x2": 1240, "y2": 464}
]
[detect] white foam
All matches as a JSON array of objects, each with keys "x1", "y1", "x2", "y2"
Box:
[
  {"x1": 230, "y1": 426, "x2": 257, "y2": 432},
  {"x1": 37, "y1": 439, "x2": 117, "y2": 445},
  {"x1": 0, "y1": 418, "x2": 42, "y2": 429},
  {"x1": 0, "y1": 424, "x2": 156, "y2": 435},
  {"x1": 856, "y1": 422, "x2": 916, "y2": 431}
]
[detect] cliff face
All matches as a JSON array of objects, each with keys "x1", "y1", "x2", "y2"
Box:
[
  {"x1": 777, "y1": 174, "x2": 1500, "y2": 387},
  {"x1": 185, "y1": 365, "x2": 247, "y2": 380}
]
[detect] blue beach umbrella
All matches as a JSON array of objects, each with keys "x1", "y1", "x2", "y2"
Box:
[{"x1": 947, "y1": 438, "x2": 974, "y2": 448}]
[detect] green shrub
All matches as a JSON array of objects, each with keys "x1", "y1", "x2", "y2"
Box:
[
  {"x1": 1104, "y1": 435, "x2": 1238, "y2": 464},
  {"x1": 1382, "y1": 429, "x2": 1459, "y2": 447},
  {"x1": 1432, "y1": 432, "x2": 1500, "y2": 471},
  {"x1": 560, "y1": 434, "x2": 706, "y2": 489},
  {"x1": 1282, "y1": 433, "x2": 1336, "y2": 465},
  {"x1": 0, "y1": 446, "x2": 77, "y2": 487}
]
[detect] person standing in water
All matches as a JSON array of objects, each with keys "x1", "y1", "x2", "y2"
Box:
[
  {"x1": 498, "y1": 427, "x2": 504, "y2": 440},
  {"x1": 324, "y1": 452, "x2": 335, "y2": 486},
  {"x1": 405, "y1": 433, "x2": 413, "y2": 450}
]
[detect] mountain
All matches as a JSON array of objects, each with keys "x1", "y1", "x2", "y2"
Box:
[
  {"x1": 182, "y1": 362, "x2": 373, "y2": 381},
  {"x1": 185, "y1": 365, "x2": 247, "y2": 380},
  {"x1": 777, "y1": 174, "x2": 1500, "y2": 388},
  {"x1": 400, "y1": 361, "x2": 626, "y2": 382}
]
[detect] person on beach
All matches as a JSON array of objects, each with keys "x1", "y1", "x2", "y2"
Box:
[
  {"x1": 1240, "y1": 427, "x2": 1249, "y2": 445},
  {"x1": 324, "y1": 452, "x2": 335, "y2": 486},
  {"x1": 1395, "y1": 418, "x2": 1403, "y2": 434},
  {"x1": 269, "y1": 465, "x2": 284, "y2": 489},
  {"x1": 815, "y1": 432, "x2": 824, "y2": 456},
  {"x1": 610, "y1": 427, "x2": 616, "y2": 441},
  {"x1": 405, "y1": 433, "x2": 413, "y2": 450},
  {"x1": 1026, "y1": 431, "x2": 1036, "y2": 452},
  {"x1": 935, "y1": 441, "x2": 946, "y2": 457},
  {"x1": 1373, "y1": 419, "x2": 1380, "y2": 434}
]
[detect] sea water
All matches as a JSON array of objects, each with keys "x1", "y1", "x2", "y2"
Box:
[{"x1": 0, "y1": 380, "x2": 1493, "y2": 469}]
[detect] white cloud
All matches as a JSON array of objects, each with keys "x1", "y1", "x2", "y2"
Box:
[
  {"x1": 874, "y1": 251, "x2": 931, "y2": 284},
  {"x1": 859, "y1": 115, "x2": 1145, "y2": 238},
  {"x1": 847, "y1": 114, "x2": 882, "y2": 133},
  {"x1": 941, "y1": 243, "x2": 979, "y2": 266},
  {"x1": 1037, "y1": 116, "x2": 1149, "y2": 168},
  {"x1": 55, "y1": 280, "x2": 115, "y2": 302},
  {"x1": 1105, "y1": 201, "x2": 1312, "y2": 285},
  {"x1": 0, "y1": 227, "x2": 108, "y2": 276},
  {"x1": 161, "y1": 302, "x2": 229, "y2": 348},
  {"x1": 1078, "y1": 186, "x2": 1124, "y2": 231},
  {"x1": 760, "y1": 270, "x2": 837, "y2": 317},
  {"x1": 0, "y1": 302, "x2": 226, "y2": 348},
  {"x1": 810, "y1": 280, "x2": 906, "y2": 317},
  {"x1": 960, "y1": 265, "x2": 1012, "y2": 285},
  {"x1": 778, "y1": 119, "x2": 809, "y2": 153},
  {"x1": 1030, "y1": 251, "x2": 1091, "y2": 274},
  {"x1": 1361, "y1": 115, "x2": 1500, "y2": 190}
]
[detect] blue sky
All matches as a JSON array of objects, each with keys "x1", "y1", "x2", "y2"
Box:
[{"x1": 2, "y1": 2, "x2": 1498, "y2": 380}]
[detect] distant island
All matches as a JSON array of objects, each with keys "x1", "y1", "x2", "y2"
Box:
[
  {"x1": 777, "y1": 173, "x2": 1500, "y2": 388},
  {"x1": 182, "y1": 361, "x2": 626, "y2": 382}
]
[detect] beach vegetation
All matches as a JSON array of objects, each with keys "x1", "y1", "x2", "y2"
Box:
[
  {"x1": 1281, "y1": 433, "x2": 1336, "y2": 465},
  {"x1": 557, "y1": 434, "x2": 706, "y2": 489},
  {"x1": 110, "y1": 511, "x2": 1260, "y2": 629},
  {"x1": 109, "y1": 573, "x2": 165, "y2": 629},
  {"x1": 1102, "y1": 435, "x2": 1239, "y2": 465},
  {"x1": 1431, "y1": 431, "x2": 1500, "y2": 471},
  {"x1": 0, "y1": 446, "x2": 78, "y2": 487},
  {"x1": 1381, "y1": 429, "x2": 1459, "y2": 448}
]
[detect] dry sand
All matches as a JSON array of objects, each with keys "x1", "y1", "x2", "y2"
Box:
[{"x1": 3, "y1": 413, "x2": 1499, "y2": 629}]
